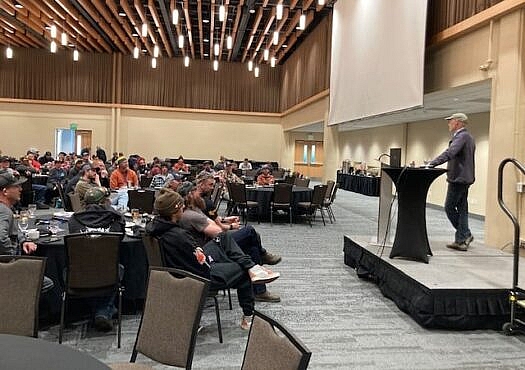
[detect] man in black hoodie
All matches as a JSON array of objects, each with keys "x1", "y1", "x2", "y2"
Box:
[{"x1": 68, "y1": 187, "x2": 124, "y2": 332}]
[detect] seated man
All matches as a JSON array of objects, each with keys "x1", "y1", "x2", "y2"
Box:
[
  {"x1": 146, "y1": 188, "x2": 279, "y2": 330},
  {"x1": 0, "y1": 171, "x2": 53, "y2": 291},
  {"x1": 215, "y1": 162, "x2": 243, "y2": 200},
  {"x1": 68, "y1": 186, "x2": 124, "y2": 331},
  {"x1": 178, "y1": 181, "x2": 282, "y2": 303},
  {"x1": 75, "y1": 164, "x2": 102, "y2": 206},
  {"x1": 109, "y1": 157, "x2": 137, "y2": 211},
  {"x1": 256, "y1": 165, "x2": 274, "y2": 186}
]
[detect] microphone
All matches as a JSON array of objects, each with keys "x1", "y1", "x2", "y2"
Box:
[{"x1": 376, "y1": 153, "x2": 391, "y2": 162}]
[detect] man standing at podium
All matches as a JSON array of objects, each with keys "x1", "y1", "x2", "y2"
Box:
[{"x1": 428, "y1": 113, "x2": 476, "y2": 251}]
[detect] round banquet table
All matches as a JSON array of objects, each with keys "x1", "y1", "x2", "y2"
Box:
[
  {"x1": 0, "y1": 334, "x2": 110, "y2": 370},
  {"x1": 245, "y1": 185, "x2": 312, "y2": 220}
]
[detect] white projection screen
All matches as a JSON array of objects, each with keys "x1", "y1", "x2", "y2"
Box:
[{"x1": 328, "y1": 0, "x2": 427, "y2": 125}]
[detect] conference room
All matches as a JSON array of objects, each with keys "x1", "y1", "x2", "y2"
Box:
[{"x1": 1, "y1": 0, "x2": 525, "y2": 368}]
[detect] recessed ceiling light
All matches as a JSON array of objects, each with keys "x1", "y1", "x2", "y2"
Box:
[
  {"x1": 204, "y1": 38, "x2": 209, "y2": 42},
  {"x1": 203, "y1": 19, "x2": 210, "y2": 23},
  {"x1": 15, "y1": 3, "x2": 23, "y2": 9},
  {"x1": 282, "y1": 44, "x2": 287, "y2": 48},
  {"x1": 204, "y1": 53, "x2": 209, "y2": 57},
  {"x1": 118, "y1": 11, "x2": 126, "y2": 17},
  {"x1": 249, "y1": 9, "x2": 255, "y2": 14}
]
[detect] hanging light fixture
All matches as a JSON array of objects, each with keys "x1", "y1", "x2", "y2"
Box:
[
  {"x1": 298, "y1": 14, "x2": 306, "y2": 30},
  {"x1": 276, "y1": 2, "x2": 283, "y2": 20},
  {"x1": 153, "y1": 45, "x2": 159, "y2": 57},
  {"x1": 141, "y1": 23, "x2": 148, "y2": 37},
  {"x1": 184, "y1": 55, "x2": 190, "y2": 67},
  {"x1": 213, "y1": 59, "x2": 219, "y2": 71},
  {"x1": 219, "y1": 4, "x2": 225, "y2": 22},
  {"x1": 151, "y1": 57, "x2": 157, "y2": 68},
  {"x1": 263, "y1": 49, "x2": 269, "y2": 61},
  {"x1": 6, "y1": 46, "x2": 13, "y2": 59},
  {"x1": 273, "y1": 31, "x2": 279, "y2": 45},
  {"x1": 270, "y1": 56, "x2": 276, "y2": 67},
  {"x1": 50, "y1": 25, "x2": 57, "y2": 38},
  {"x1": 248, "y1": 60, "x2": 253, "y2": 71},
  {"x1": 178, "y1": 34, "x2": 184, "y2": 49},
  {"x1": 133, "y1": 46, "x2": 139, "y2": 59},
  {"x1": 227, "y1": 35, "x2": 233, "y2": 50},
  {"x1": 61, "y1": 32, "x2": 67, "y2": 46},
  {"x1": 254, "y1": 66, "x2": 260, "y2": 78},
  {"x1": 172, "y1": 8, "x2": 179, "y2": 24},
  {"x1": 73, "y1": 49, "x2": 79, "y2": 61},
  {"x1": 214, "y1": 43, "x2": 220, "y2": 56},
  {"x1": 50, "y1": 40, "x2": 57, "y2": 53},
  {"x1": 318, "y1": 0, "x2": 325, "y2": 5}
]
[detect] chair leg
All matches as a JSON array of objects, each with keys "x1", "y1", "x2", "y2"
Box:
[
  {"x1": 270, "y1": 204, "x2": 273, "y2": 226},
  {"x1": 289, "y1": 206, "x2": 292, "y2": 226},
  {"x1": 59, "y1": 291, "x2": 66, "y2": 344},
  {"x1": 118, "y1": 287, "x2": 123, "y2": 349},
  {"x1": 212, "y1": 296, "x2": 223, "y2": 343},
  {"x1": 319, "y1": 207, "x2": 326, "y2": 226},
  {"x1": 227, "y1": 288, "x2": 233, "y2": 310}
]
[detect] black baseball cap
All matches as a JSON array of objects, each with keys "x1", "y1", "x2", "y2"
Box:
[{"x1": 0, "y1": 172, "x2": 26, "y2": 189}]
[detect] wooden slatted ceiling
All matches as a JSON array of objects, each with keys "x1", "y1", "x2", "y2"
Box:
[{"x1": 0, "y1": 0, "x2": 334, "y2": 66}]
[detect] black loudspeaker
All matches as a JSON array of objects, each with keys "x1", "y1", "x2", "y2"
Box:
[{"x1": 390, "y1": 148, "x2": 401, "y2": 167}]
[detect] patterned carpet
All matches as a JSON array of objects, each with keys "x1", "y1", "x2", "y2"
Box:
[{"x1": 38, "y1": 186, "x2": 525, "y2": 369}]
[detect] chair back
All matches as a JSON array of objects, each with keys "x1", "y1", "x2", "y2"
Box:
[
  {"x1": 0, "y1": 256, "x2": 46, "y2": 337},
  {"x1": 68, "y1": 192, "x2": 82, "y2": 212},
  {"x1": 128, "y1": 189, "x2": 155, "y2": 214},
  {"x1": 210, "y1": 181, "x2": 223, "y2": 210},
  {"x1": 325, "y1": 180, "x2": 335, "y2": 200},
  {"x1": 63, "y1": 232, "x2": 121, "y2": 293},
  {"x1": 229, "y1": 182, "x2": 247, "y2": 204},
  {"x1": 242, "y1": 310, "x2": 312, "y2": 370},
  {"x1": 294, "y1": 178, "x2": 310, "y2": 188},
  {"x1": 132, "y1": 267, "x2": 209, "y2": 369},
  {"x1": 329, "y1": 184, "x2": 338, "y2": 203},
  {"x1": 273, "y1": 183, "x2": 293, "y2": 204},
  {"x1": 272, "y1": 168, "x2": 285, "y2": 179},
  {"x1": 20, "y1": 175, "x2": 34, "y2": 207},
  {"x1": 311, "y1": 185, "x2": 327, "y2": 206},
  {"x1": 142, "y1": 235, "x2": 165, "y2": 267},
  {"x1": 56, "y1": 182, "x2": 72, "y2": 211},
  {"x1": 284, "y1": 175, "x2": 296, "y2": 185},
  {"x1": 139, "y1": 175, "x2": 153, "y2": 189}
]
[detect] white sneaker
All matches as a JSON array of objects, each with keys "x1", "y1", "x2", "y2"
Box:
[
  {"x1": 240, "y1": 315, "x2": 253, "y2": 330},
  {"x1": 249, "y1": 265, "x2": 280, "y2": 285}
]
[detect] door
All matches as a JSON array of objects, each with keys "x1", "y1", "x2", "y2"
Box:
[
  {"x1": 75, "y1": 130, "x2": 92, "y2": 155},
  {"x1": 294, "y1": 140, "x2": 324, "y2": 179},
  {"x1": 55, "y1": 129, "x2": 93, "y2": 155}
]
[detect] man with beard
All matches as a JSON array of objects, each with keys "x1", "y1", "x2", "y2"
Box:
[
  {"x1": 75, "y1": 163, "x2": 102, "y2": 206},
  {"x1": 178, "y1": 180, "x2": 282, "y2": 302}
]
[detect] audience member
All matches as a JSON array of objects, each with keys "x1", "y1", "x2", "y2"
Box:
[
  {"x1": 146, "y1": 188, "x2": 279, "y2": 330},
  {"x1": 256, "y1": 165, "x2": 274, "y2": 185},
  {"x1": 198, "y1": 160, "x2": 215, "y2": 177},
  {"x1": 173, "y1": 155, "x2": 189, "y2": 172},
  {"x1": 109, "y1": 156, "x2": 138, "y2": 190},
  {"x1": 75, "y1": 164, "x2": 102, "y2": 206},
  {"x1": 239, "y1": 158, "x2": 252, "y2": 171}
]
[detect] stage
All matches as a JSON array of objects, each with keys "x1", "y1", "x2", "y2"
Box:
[{"x1": 343, "y1": 235, "x2": 515, "y2": 330}]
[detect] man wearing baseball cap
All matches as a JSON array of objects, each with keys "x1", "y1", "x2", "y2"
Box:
[{"x1": 428, "y1": 113, "x2": 476, "y2": 251}]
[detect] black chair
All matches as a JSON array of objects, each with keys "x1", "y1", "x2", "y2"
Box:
[
  {"x1": 128, "y1": 189, "x2": 155, "y2": 214},
  {"x1": 210, "y1": 181, "x2": 223, "y2": 212},
  {"x1": 294, "y1": 177, "x2": 310, "y2": 188},
  {"x1": 20, "y1": 175, "x2": 34, "y2": 207},
  {"x1": 270, "y1": 183, "x2": 293, "y2": 226},
  {"x1": 228, "y1": 182, "x2": 260, "y2": 225},
  {"x1": 112, "y1": 267, "x2": 209, "y2": 370},
  {"x1": 241, "y1": 310, "x2": 312, "y2": 370},
  {"x1": 139, "y1": 175, "x2": 153, "y2": 189},
  {"x1": 60, "y1": 232, "x2": 124, "y2": 347},
  {"x1": 323, "y1": 184, "x2": 338, "y2": 223},
  {"x1": 0, "y1": 256, "x2": 46, "y2": 337},
  {"x1": 56, "y1": 182, "x2": 72, "y2": 211},
  {"x1": 284, "y1": 175, "x2": 296, "y2": 185},
  {"x1": 143, "y1": 234, "x2": 227, "y2": 343},
  {"x1": 68, "y1": 192, "x2": 82, "y2": 212},
  {"x1": 297, "y1": 184, "x2": 327, "y2": 226}
]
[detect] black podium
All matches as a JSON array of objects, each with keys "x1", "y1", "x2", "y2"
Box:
[{"x1": 382, "y1": 167, "x2": 446, "y2": 263}]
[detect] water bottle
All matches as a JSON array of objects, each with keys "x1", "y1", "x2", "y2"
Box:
[{"x1": 55, "y1": 198, "x2": 62, "y2": 208}]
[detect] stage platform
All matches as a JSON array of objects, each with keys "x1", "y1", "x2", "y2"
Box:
[{"x1": 343, "y1": 235, "x2": 518, "y2": 330}]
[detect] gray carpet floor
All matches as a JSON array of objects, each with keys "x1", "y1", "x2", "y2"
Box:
[{"x1": 38, "y1": 187, "x2": 525, "y2": 369}]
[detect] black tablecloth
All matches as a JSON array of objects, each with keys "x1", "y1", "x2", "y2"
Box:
[
  {"x1": 337, "y1": 173, "x2": 380, "y2": 196},
  {"x1": 36, "y1": 232, "x2": 147, "y2": 316},
  {"x1": 0, "y1": 334, "x2": 110, "y2": 370},
  {"x1": 246, "y1": 186, "x2": 312, "y2": 219}
]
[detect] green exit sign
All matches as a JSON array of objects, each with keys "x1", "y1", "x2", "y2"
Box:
[{"x1": 70, "y1": 122, "x2": 78, "y2": 130}]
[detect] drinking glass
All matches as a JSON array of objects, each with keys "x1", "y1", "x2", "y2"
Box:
[
  {"x1": 27, "y1": 204, "x2": 37, "y2": 218},
  {"x1": 131, "y1": 208, "x2": 140, "y2": 224},
  {"x1": 49, "y1": 220, "x2": 61, "y2": 235},
  {"x1": 18, "y1": 216, "x2": 29, "y2": 234}
]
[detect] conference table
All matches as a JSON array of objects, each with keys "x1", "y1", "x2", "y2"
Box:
[
  {"x1": 337, "y1": 172, "x2": 380, "y2": 196},
  {"x1": 382, "y1": 167, "x2": 447, "y2": 263},
  {"x1": 35, "y1": 219, "x2": 148, "y2": 317},
  {"x1": 245, "y1": 185, "x2": 312, "y2": 220},
  {"x1": 0, "y1": 334, "x2": 109, "y2": 369}
]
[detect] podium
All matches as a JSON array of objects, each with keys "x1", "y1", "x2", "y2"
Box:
[{"x1": 381, "y1": 167, "x2": 446, "y2": 263}]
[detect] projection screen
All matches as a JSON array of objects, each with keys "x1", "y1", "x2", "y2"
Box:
[{"x1": 328, "y1": 0, "x2": 428, "y2": 126}]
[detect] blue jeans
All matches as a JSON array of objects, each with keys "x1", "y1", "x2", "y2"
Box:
[
  {"x1": 230, "y1": 226, "x2": 267, "y2": 295},
  {"x1": 445, "y1": 183, "x2": 472, "y2": 244},
  {"x1": 32, "y1": 184, "x2": 47, "y2": 204}
]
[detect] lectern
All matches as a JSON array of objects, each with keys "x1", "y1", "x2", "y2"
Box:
[{"x1": 381, "y1": 167, "x2": 446, "y2": 263}]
